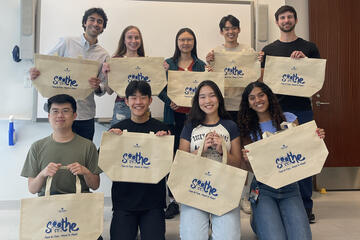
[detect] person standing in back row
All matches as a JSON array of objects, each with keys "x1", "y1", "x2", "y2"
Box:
[
  {"x1": 260, "y1": 5, "x2": 321, "y2": 223},
  {"x1": 29, "y1": 8, "x2": 110, "y2": 141},
  {"x1": 159, "y1": 28, "x2": 207, "y2": 219},
  {"x1": 206, "y1": 14, "x2": 256, "y2": 215}
]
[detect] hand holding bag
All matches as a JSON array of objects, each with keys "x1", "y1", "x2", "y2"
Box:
[
  {"x1": 33, "y1": 54, "x2": 100, "y2": 99},
  {"x1": 167, "y1": 138, "x2": 247, "y2": 216},
  {"x1": 108, "y1": 57, "x2": 167, "y2": 97},
  {"x1": 245, "y1": 121, "x2": 329, "y2": 189},
  {"x1": 98, "y1": 130, "x2": 174, "y2": 183},
  {"x1": 20, "y1": 167, "x2": 104, "y2": 240},
  {"x1": 263, "y1": 56, "x2": 327, "y2": 97}
]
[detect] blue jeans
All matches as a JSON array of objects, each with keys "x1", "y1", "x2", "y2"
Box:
[
  {"x1": 110, "y1": 100, "x2": 131, "y2": 127},
  {"x1": 180, "y1": 204, "x2": 240, "y2": 240},
  {"x1": 291, "y1": 110, "x2": 314, "y2": 210},
  {"x1": 250, "y1": 180, "x2": 311, "y2": 240}
]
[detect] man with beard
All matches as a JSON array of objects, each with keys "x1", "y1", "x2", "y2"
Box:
[
  {"x1": 260, "y1": 5, "x2": 321, "y2": 224},
  {"x1": 29, "y1": 8, "x2": 110, "y2": 141}
]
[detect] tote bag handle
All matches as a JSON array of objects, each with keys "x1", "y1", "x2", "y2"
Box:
[
  {"x1": 196, "y1": 134, "x2": 228, "y2": 164},
  {"x1": 44, "y1": 166, "x2": 81, "y2": 196}
]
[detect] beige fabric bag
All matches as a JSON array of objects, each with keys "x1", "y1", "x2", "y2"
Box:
[
  {"x1": 33, "y1": 54, "x2": 100, "y2": 99},
  {"x1": 167, "y1": 139, "x2": 247, "y2": 216},
  {"x1": 20, "y1": 169, "x2": 104, "y2": 240},
  {"x1": 213, "y1": 51, "x2": 261, "y2": 88},
  {"x1": 212, "y1": 51, "x2": 260, "y2": 111},
  {"x1": 263, "y1": 56, "x2": 327, "y2": 97},
  {"x1": 245, "y1": 121, "x2": 329, "y2": 189},
  {"x1": 108, "y1": 57, "x2": 167, "y2": 97},
  {"x1": 99, "y1": 130, "x2": 174, "y2": 184},
  {"x1": 167, "y1": 71, "x2": 225, "y2": 107}
]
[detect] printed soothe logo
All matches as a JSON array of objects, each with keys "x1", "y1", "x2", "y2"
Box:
[
  {"x1": 189, "y1": 172, "x2": 218, "y2": 200},
  {"x1": 45, "y1": 211, "x2": 79, "y2": 238},
  {"x1": 184, "y1": 80, "x2": 199, "y2": 97},
  {"x1": 275, "y1": 149, "x2": 306, "y2": 173},
  {"x1": 224, "y1": 62, "x2": 245, "y2": 78},
  {"x1": 128, "y1": 66, "x2": 150, "y2": 83},
  {"x1": 281, "y1": 67, "x2": 305, "y2": 87},
  {"x1": 121, "y1": 144, "x2": 151, "y2": 169},
  {"x1": 52, "y1": 68, "x2": 79, "y2": 89}
]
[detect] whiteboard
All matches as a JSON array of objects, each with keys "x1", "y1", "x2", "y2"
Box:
[{"x1": 37, "y1": 0, "x2": 254, "y2": 118}]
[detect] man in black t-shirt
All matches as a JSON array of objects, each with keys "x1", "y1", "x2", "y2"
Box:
[
  {"x1": 108, "y1": 81, "x2": 171, "y2": 240},
  {"x1": 261, "y1": 5, "x2": 320, "y2": 224}
]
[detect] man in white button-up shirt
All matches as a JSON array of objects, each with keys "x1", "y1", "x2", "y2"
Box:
[{"x1": 30, "y1": 8, "x2": 110, "y2": 140}]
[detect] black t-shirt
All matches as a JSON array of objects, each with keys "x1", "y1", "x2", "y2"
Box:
[
  {"x1": 110, "y1": 118, "x2": 170, "y2": 211},
  {"x1": 262, "y1": 37, "x2": 321, "y2": 111}
]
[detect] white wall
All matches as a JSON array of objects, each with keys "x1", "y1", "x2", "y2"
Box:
[
  {"x1": 0, "y1": 0, "x2": 34, "y2": 120},
  {"x1": 1, "y1": 0, "x2": 310, "y2": 201},
  {"x1": 255, "y1": 0, "x2": 309, "y2": 50}
]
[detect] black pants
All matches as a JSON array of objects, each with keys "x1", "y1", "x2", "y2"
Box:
[
  {"x1": 110, "y1": 208, "x2": 165, "y2": 240},
  {"x1": 72, "y1": 118, "x2": 95, "y2": 141}
]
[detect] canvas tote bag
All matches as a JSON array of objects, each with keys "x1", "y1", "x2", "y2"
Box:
[
  {"x1": 20, "y1": 168, "x2": 104, "y2": 240},
  {"x1": 245, "y1": 121, "x2": 329, "y2": 189},
  {"x1": 33, "y1": 54, "x2": 100, "y2": 99},
  {"x1": 167, "y1": 71, "x2": 225, "y2": 107},
  {"x1": 167, "y1": 139, "x2": 247, "y2": 216},
  {"x1": 263, "y1": 56, "x2": 327, "y2": 97},
  {"x1": 98, "y1": 130, "x2": 174, "y2": 183},
  {"x1": 213, "y1": 51, "x2": 261, "y2": 88},
  {"x1": 108, "y1": 57, "x2": 167, "y2": 97}
]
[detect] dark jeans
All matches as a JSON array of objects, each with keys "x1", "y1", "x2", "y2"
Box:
[
  {"x1": 173, "y1": 111, "x2": 187, "y2": 152},
  {"x1": 167, "y1": 112, "x2": 187, "y2": 199},
  {"x1": 290, "y1": 110, "x2": 314, "y2": 210},
  {"x1": 110, "y1": 208, "x2": 165, "y2": 240},
  {"x1": 72, "y1": 118, "x2": 95, "y2": 141},
  {"x1": 250, "y1": 180, "x2": 311, "y2": 240}
]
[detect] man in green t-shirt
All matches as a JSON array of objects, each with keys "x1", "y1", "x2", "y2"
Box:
[{"x1": 21, "y1": 94, "x2": 101, "y2": 196}]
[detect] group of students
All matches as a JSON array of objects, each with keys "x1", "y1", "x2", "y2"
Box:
[{"x1": 22, "y1": 4, "x2": 326, "y2": 240}]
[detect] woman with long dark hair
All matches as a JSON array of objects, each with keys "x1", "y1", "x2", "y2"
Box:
[
  {"x1": 179, "y1": 80, "x2": 242, "y2": 239},
  {"x1": 159, "y1": 27, "x2": 206, "y2": 149},
  {"x1": 102, "y1": 25, "x2": 145, "y2": 126},
  {"x1": 238, "y1": 81, "x2": 325, "y2": 240},
  {"x1": 158, "y1": 28, "x2": 207, "y2": 219}
]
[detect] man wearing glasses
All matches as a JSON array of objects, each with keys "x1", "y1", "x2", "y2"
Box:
[
  {"x1": 21, "y1": 94, "x2": 103, "y2": 239},
  {"x1": 21, "y1": 94, "x2": 101, "y2": 197}
]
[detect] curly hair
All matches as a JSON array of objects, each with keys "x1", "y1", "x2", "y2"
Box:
[
  {"x1": 188, "y1": 80, "x2": 231, "y2": 127},
  {"x1": 82, "y1": 8, "x2": 108, "y2": 31},
  {"x1": 238, "y1": 81, "x2": 286, "y2": 143}
]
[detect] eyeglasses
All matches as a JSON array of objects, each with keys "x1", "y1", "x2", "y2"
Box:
[
  {"x1": 49, "y1": 108, "x2": 73, "y2": 116},
  {"x1": 178, "y1": 38, "x2": 194, "y2": 43},
  {"x1": 223, "y1": 26, "x2": 239, "y2": 32}
]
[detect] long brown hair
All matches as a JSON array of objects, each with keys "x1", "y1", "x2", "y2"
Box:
[{"x1": 113, "y1": 26, "x2": 145, "y2": 57}]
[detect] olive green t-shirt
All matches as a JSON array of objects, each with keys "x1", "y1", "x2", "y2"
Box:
[{"x1": 21, "y1": 134, "x2": 101, "y2": 196}]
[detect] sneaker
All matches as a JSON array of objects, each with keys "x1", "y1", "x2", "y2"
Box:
[
  {"x1": 240, "y1": 198, "x2": 252, "y2": 214},
  {"x1": 306, "y1": 208, "x2": 316, "y2": 224},
  {"x1": 165, "y1": 201, "x2": 179, "y2": 219}
]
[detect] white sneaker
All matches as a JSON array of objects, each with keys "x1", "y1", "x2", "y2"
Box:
[{"x1": 240, "y1": 198, "x2": 252, "y2": 214}]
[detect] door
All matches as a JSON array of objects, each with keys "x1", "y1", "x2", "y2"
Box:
[{"x1": 309, "y1": 0, "x2": 360, "y2": 166}]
